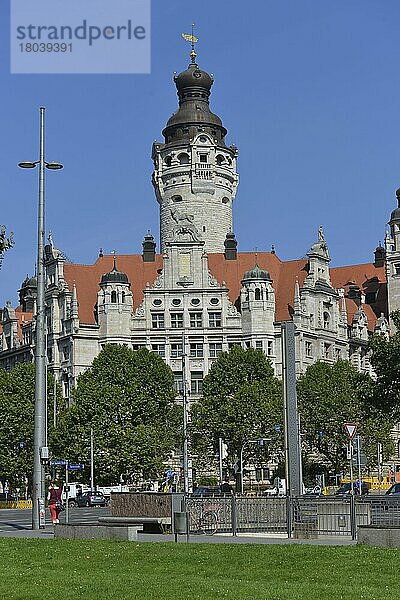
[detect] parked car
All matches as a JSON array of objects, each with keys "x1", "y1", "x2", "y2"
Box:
[
  {"x1": 335, "y1": 482, "x2": 369, "y2": 496},
  {"x1": 385, "y1": 483, "x2": 400, "y2": 496},
  {"x1": 75, "y1": 491, "x2": 107, "y2": 507},
  {"x1": 192, "y1": 486, "x2": 223, "y2": 497}
]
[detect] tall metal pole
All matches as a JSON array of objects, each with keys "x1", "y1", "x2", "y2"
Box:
[
  {"x1": 32, "y1": 107, "x2": 47, "y2": 530},
  {"x1": 281, "y1": 321, "x2": 303, "y2": 497},
  {"x1": 19, "y1": 108, "x2": 62, "y2": 529},
  {"x1": 356, "y1": 435, "x2": 362, "y2": 495},
  {"x1": 90, "y1": 428, "x2": 95, "y2": 492},
  {"x1": 182, "y1": 333, "x2": 189, "y2": 494},
  {"x1": 349, "y1": 440, "x2": 354, "y2": 495}
]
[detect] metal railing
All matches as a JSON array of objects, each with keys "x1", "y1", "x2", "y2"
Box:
[{"x1": 184, "y1": 494, "x2": 400, "y2": 539}]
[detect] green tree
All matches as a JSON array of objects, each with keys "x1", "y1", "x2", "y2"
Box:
[
  {"x1": 368, "y1": 311, "x2": 400, "y2": 420},
  {"x1": 0, "y1": 363, "x2": 62, "y2": 490},
  {"x1": 192, "y1": 346, "x2": 283, "y2": 474},
  {"x1": 51, "y1": 345, "x2": 181, "y2": 485},
  {"x1": 0, "y1": 225, "x2": 14, "y2": 268},
  {"x1": 297, "y1": 360, "x2": 393, "y2": 478}
]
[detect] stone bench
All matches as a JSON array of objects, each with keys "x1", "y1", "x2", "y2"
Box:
[
  {"x1": 358, "y1": 525, "x2": 400, "y2": 548},
  {"x1": 98, "y1": 515, "x2": 171, "y2": 533},
  {"x1": 54, "y1": 523, "x2": 141, "y2": 541}
]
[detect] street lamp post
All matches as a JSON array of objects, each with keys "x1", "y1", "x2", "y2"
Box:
[{"x1": 19, "y1": 107, "x2": 63, "y2": 530}]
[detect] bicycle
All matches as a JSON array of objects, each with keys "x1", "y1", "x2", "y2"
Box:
[{"x1": 188, "y1": 499, "x2": 221, "y2": 535}]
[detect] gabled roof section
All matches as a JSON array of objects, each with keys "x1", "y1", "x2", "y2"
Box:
[
  {"x1": 61, "y1": 252, "x2": 386, "y2": 331},
  {"x1": 64, "y1": 255, "x2": 162, "y2": 325}
]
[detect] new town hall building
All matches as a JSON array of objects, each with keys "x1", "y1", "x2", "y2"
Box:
[{"x1": 1, "y1": 50, "x2": 400, "y2": 407}]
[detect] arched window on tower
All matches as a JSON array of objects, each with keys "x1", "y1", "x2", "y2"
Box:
[
  {"x1": 323, "y1": 311, "x2": 330, "y2": 329},
  {"x1": 111, "y1": 290, "x2": 117, "y2": 304},
  {"x1": 216, "y1": 154, "x2": 225, "y2": 166},
  {"x1": 178, "y1": 153, "x2": 189, "y2": 165},
  {"x1": 255, "y1": 288, "x2": 261, "y2": 300},
  {"x1": 121, "y1": 291, "x2": 125, "y2": 304},
  {"x1": 164, "y1": 156, "x2": 172, "y2": 167}
]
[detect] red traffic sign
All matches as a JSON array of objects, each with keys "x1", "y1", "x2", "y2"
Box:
[{"x1": 344, "y1": 423, "x2": 358, "y2": 439}]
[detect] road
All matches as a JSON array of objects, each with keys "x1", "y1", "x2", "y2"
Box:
[{"x1": 0, "y1": 506, "x2": 111, "y2": 537}]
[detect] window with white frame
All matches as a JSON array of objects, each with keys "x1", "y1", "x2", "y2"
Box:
[
  {"x1": 305, "y1": 341, "x2": 312, "y2": 358},
  {"x1": 209, "y1": 312, "x2": 222, "y2": 328},
  {"x1": 267, "y1": 340, "x2": 274, "y2": 356},
  {"x1": 209, "y1": 343, "x2": 222, "y2": 358},
  {"x1": 171, "y1": 313, "x2": 183, "y2": 328},
  {"x1": 152, "y1": 344, "x2": 165, "y2": 358},
  {"x1": 171, "y1": 343, "x2": 183, "y2": 358},
  {"x1": 323, "y1": 343, "x2": 332, "y2": 360},
  {"x1": 190, "y1": 312, "x2": 203, "y2": 328},
  {"x1": 191, "y1": 371, "x2": 203, "y2": 394},
  {"x1": 255, "y1": 341, "x2": 263, "y2": 350},
  {"x1": 173, "y1": 371, "x2": 183, "y2": 394},
  {"x1": 190, "y1": 343, "x2": 203, "y2": 358},
  {"x1": 151, "y1": 313, "x2": 165, "y2": 329}
]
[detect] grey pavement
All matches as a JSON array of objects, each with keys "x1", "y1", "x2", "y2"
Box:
[{"x1": 0, "y1": 508, "x2": 356, "y2": 544}]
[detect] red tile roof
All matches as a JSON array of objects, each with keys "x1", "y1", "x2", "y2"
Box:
[{"x1": 62, "y1": 253, "x2": 386, "y2": 330}]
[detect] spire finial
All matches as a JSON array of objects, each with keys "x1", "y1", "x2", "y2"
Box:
[
  {"x1": 110, "y1": 250, "x2": 117, "y2": 270},
  {"x1": 182, "y1": 24, "x2": 198, "y2": 64}
]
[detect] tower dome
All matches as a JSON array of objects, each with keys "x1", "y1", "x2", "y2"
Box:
[
  {"x1": 100, "y1": 257, "x2": 129, "y2": 286},
  {"x1": 390, "y1": 188, "x2": 400, "y2": 222},
  {"x1": 162, "y1": 55, "x2": 227, "y2": 145},
  {"x1": 242, "y1": 264, "x2": 271, "y2": 282}
]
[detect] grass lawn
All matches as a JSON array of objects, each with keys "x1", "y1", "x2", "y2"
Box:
[{"x1": 0, "y1": 539, "x2": 397, "y2": 599}]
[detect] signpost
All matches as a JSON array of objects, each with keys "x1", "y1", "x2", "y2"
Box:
[{"x1": 344, "y1": 424, "x2": 358, "y2": 495}]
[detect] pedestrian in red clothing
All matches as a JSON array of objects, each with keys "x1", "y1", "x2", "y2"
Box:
[{"x1": 47, "y1": 480, "x2": 62, "y2": 524}]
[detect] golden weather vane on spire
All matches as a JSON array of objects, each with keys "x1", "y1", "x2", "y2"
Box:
[{"x1": 181, "y1": 23, "x2": 198, "y2": 63}]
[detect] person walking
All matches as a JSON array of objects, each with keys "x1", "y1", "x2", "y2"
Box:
[{"x1": 47, "y1": 480, "x2": 62, "y2": 524}]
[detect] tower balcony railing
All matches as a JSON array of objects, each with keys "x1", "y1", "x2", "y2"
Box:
[{"x1": 194, "y1": 162, "x2": 213, "y2": 180}]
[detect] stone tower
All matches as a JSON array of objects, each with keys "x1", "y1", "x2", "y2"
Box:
[
  {"x1": 386, "y1": 188, "x2": 400, "y2": 330},
  {"x1": 240, "y1": 264, "x2": 276, "y2": 340},
  {"x1": 152, "y1": 48, "x2": 239, "y2": 253},
  {"x1": 97, "y1": 258, "x2": 133, "y2": 341}
]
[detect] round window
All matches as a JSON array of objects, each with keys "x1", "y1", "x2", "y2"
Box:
[
  {"x1": 199, "y1": 135, "x2": 208, "y2": 143},
  {"x1": 153, "y1": 299, "x2": 162, "y2": 306},
  {"x1": 191, "y1": 298, "x2": 200, "y2": 306},
  {"x1": 172, "y1": 298, "x2": 181, "y2": 306},
  {"x1": 210, "y1": 298, "x2": 219, "y2": 305}
]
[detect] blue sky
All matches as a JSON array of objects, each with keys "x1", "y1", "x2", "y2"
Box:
[{"x1": 1, "y1": 0, "x2": 400, "y2": 306}]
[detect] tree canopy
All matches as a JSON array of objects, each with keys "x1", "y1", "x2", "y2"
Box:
[
  {"x1": 0, "y1": 363, "x2": 62, "y2": 490},
  {"x1": 192, "y1": 346, "x2": 283, "y2": 471},
  {"x1": 297, "y1": 360, "x2": 394, "y2": 477},
  {"x1": 368, "y1": 311, "x2": 400, "y2": 420},
  {"x1": 51, "y1": 345, "x2": 181, "y2": 485}
]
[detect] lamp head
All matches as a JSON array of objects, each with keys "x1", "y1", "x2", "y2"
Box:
[
  {"x1": 46, "y1": 162, "x2": 63, "y2": 170},
  {"x1": 18, "y1": 161, "x2": 37, "y2": 169}
]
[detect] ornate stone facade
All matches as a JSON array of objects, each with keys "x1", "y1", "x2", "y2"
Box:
[{"x1": 0, "y1": 52, "x2": 395, "y2": 408}]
